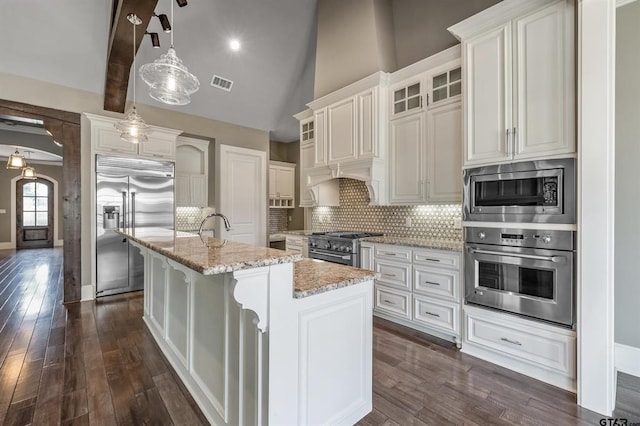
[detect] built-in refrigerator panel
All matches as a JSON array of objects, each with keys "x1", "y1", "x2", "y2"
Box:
[
  {"x1": 96, "y1": 174, "x2": 130, "y2": 294},
  {"x1": 96, "y1": 155, "x2": 175, "y2": 297}
]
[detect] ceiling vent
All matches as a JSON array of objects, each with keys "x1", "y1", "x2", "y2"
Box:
[{"x1": 210, "y1": 75, "x2": 233, "y2": 92}]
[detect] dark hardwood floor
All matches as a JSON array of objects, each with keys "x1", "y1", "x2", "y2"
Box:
[{"x1": 0, "y1": 248, "x2": 637, "y2": 425}]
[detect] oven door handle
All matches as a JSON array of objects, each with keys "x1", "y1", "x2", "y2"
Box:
[
  {"x1": 467, "y1": 247, "x2": 566, "y2": 264},
  {"x1": 308, "y1": 249, "x2": 351, "y2": 260}
]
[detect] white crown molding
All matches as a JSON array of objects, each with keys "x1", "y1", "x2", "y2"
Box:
[
  {"x1": 389, "y1": 45, "x2": 461, "y2": 84},
  {"x1": 307, "y1": 72, "x2": 389, "y2": 110}
]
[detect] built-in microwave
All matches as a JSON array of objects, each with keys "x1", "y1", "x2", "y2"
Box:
[{"x1": 463, "y1": 158, "x2": 575, "y2": 224}]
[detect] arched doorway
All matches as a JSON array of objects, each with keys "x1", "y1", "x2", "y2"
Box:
[{"x1": 16, "y1": 178, "x2": 54, "y2": 249}]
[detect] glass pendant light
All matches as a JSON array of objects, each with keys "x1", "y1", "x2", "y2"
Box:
[
  {"x1": 6, "y1": 148, "x2": 26, "y2": 169},
  {"x1": 115, "y1": 14, "x2": 150, "y2": 143},
  {"x1": 21, "y1": 151, "x2": 37, "y2": 179},
  {"x1": 139, "y1": 0, "x2": 199, "y2": 105}
]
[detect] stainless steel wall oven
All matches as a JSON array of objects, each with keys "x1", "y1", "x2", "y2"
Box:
[
  {"x1": 464, "y1": 227, "x2": 575, "y2": 327},
  {"x1": 463, "y1": 158, "x2": 575, "y2": 224}
]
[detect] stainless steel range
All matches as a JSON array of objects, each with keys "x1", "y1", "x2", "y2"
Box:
[
  {"x1": 308, "y1": 232, "x2": 383, "y2": 267},
  {"x1": 465, "y1": 227, "x2": 575, "y2": 327}
]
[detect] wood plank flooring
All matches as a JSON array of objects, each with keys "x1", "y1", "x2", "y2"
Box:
[{"x1": 0, "y1": 247, "x2": 637, "y2": 425}]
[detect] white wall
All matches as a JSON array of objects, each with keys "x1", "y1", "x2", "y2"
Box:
[{"x1": 615, "y1": 1, "x2": 640, "y2": 350}]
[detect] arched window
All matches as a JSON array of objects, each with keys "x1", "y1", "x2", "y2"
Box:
[{"x1": 22, "y1": 182, "x2": 49, "y2": 227}]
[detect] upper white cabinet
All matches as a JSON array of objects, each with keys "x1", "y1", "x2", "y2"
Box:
[
  {"x1": 449, "y1": 0, "x2": 574, "y2": 166},
  {"x1": 85, "y1": 113, "x2": 181, "y2": 161},
  {"x1": 389, "y1": 113, "x2": 427, "y2": 204},
  {"x1": 327, "y1": 96, "x2": 357, "y2": 164},
  {"x1": 269, "y1": 161, "x2": 295, "y2": 208},
  {"x1": 390, "y1": 77, "x2": 423, "y2": 119},
  {"x1": 427, "y1": 102, "x2": 463, "y2": 202},
  {"x1": 176, "y1": 136, "x2": 209, "y2": 207}
]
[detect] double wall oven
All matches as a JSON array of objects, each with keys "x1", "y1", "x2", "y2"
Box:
[{"x1": 463, "y1": 158, "x2": 576, "y2": 328}]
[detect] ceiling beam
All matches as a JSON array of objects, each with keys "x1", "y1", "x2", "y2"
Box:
[{"x1": 104, "y1": 0, "x2": 158, "y2": 113}]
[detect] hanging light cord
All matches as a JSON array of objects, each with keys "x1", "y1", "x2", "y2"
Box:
[
  {"x1": 133, "y1": 17, "x2": 137, "y2": 107},
  {"x1": 170, "y1": 0, "x2": 174, "y2": 48}
]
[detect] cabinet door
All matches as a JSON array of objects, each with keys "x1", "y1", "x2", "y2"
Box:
[
  {"x1": 190, "y1": 175, "x2": 207, "y2": 207},
  {"x1": 427, "y1": 102, "x2": 462, "y2": 203},
  {"x1": 300, "y1": 118, "x2": 315, "y2": 145},
  {"x1": 138, "y1": 133, "x2": 176, "y2": 159},
  {"x1": 314, "y1": 110, "x2": 327, "y2": 167},
  {"x1": 175, "y1": 174, "x2": 190, "y2": 207},
  {"x1": 389, "y1": 113, "x2": 427, "y2": 204},
  {"x1": 360, "y1": 243, "x2": 374, "y2": 271},
  {"x1": 391, "y1": 78, "x2": 423, "y2": 119},
  {"x1": 327, "y1": 97, "x2": 357, "y2": 164},
  {"x1": 276, "y1": 167, "x2": 295, "y2": 199},
  {"x1": 514, "y1": 1, "x2": 573, "y2": 158},
  {"x1": 94, "y1": 124, "x2": 138, "y2": 155},
  {"x1": 268, "y1": 166, "x2": 277, "y2": 198},
  {"x1": 358, "y1": 88, "x2": 378, "y2": 159},
  {"x1": 299, "y1": 143, "x2": 315, "y2": 207},
  {"x1": 464, "y1": 24, "x2": 512, "y2": 165}
]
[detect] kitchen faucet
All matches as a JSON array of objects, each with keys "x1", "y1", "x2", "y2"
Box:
[{"x1": 198, "y1": 213, "x2": 232, "y2": 247}]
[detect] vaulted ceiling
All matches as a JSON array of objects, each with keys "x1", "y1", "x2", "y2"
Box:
[{"x1": 0, "y1": 0, "x2": 318, "y2": 142}]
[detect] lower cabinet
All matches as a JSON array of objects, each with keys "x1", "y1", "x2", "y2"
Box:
[
  {"x1": 362, "y1": 243, "x2": 462, "y2": 346},
  {"x1": 462, "y1": 305, "x2": 576, "y2": 391},
  {"x1": 285, "y1": 235, "x2": 308, "y2": 257}
]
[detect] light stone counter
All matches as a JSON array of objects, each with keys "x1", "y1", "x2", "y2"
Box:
[
  {"x1": 361, "y1": 236, "x2": 463, "y2": 252},
  {"x1": 294, "y1": 259, "x2": 379, "y2": 298},
  {"x1": 117, "y1": 227, "x2": 302, "y2": 274}
]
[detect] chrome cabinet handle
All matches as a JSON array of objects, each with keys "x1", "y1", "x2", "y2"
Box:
[
  {"x1": 424, "y1": 311, "x2": 440, "y2": 318},
  {"x1": 383, "y1": 299, "x2": 394, "y2": 305},
  {"x1": 380, "y1": 252, "x2": 397, "y2": 256},
  {"x1": 500, "y1": 337, "x2": 522, "y2": 346},
  {"x1": 424, "y1": 281, "x2": 440, "y2": 286},
  {"x1": 382, "y1": 273, "x2": 396, "y2": 278},
  {"x1": 468, "y1": 247, "x2": 566, "y2": 263},
  {"x1": 421, "y1": 258, "x2": 440, "y2": 263},
  {"x1": 512, "y1": 127, "x2": 517, "y2": 155}
]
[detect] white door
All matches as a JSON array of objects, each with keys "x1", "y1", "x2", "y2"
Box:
[
  {"x1": 464, "y1": 24, "x2": 512, "y2": 166},
  {"x1": 217, "y1": 144, "x2": 267, "y2": 246},
  {"x1": 389, "y1": 113, "x2": 427, "y2": 204},
  {"x1": 427, "y1": 102, "x2": 463, "y2": 203},
  {"x1": 513, "y1": 1, "x2": 573, "y2": 158}
]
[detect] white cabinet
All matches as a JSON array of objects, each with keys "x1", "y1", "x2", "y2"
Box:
[
  {"x1": 175, "y1": 136, "x2": 209, "y2": 207},
  {"x1": 462, "y1": 305, "x2": 576, "y2": 391},
  {"x1": 390, "y1": 76, "x2": 424, "y2": 119},
  {"x1": 358, "y1": 88, "x2": 379, "y2": 159},
  {"x1": 426, "y1": 102, "x2": 463, "y2": 202},
  {"x1": 327, "y1": 97, "x2": 357, "y2": 164},
  {"x1": 367, "y1": 242, "x2": 463, "y2": 346},
  {"x1": 87, "y1": 113, "x2": 181, "y2": 160},
  {"x1": 389, "y1": 113, "x2": 427, "y2": 204},
  {"x1": 450, "y1": 0, "x2": 574, "y2": 166},
  {"x1": 269, "y1": 162, "x2": 296, "y2": 208},
  {"x1": 299, "y1": 141, "x2": 315, "y2": 207},
  {"x1": 285, "y1": 235, "x2": 308, "y2": 257},
  {"x1": 313, "y1": 110, "x2": 327, "y2": 167}
]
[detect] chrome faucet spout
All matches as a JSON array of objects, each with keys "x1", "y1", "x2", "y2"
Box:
[{"x1": 198, "y1": 212, "x2": 232, "y2": 238}]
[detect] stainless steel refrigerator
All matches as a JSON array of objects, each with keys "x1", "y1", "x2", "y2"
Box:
[{"x1": 96, "y1": 155, "x2": 175, "y2": 297}]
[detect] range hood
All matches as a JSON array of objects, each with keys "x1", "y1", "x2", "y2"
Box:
[{"x1": 306, "y1": 157, "x2": 387, "y2": 205}]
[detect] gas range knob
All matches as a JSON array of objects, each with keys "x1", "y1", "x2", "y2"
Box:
[
  {"x1": 478, "y1": 232, "x2": 486, "y2": 240},
  {"x1": 541, "y1": 235, "x2": 552, "y2": 244}
]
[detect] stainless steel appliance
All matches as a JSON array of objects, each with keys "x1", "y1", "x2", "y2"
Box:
[
  {"x1": 307, "y1": 232, "x2": 383, "y2": 267},
  {"x1": 464, "y1": 227, "x2": 575, "y2": 327},
  {"x1": 463, "y1": 158, "x2": 575, "y2": 224},
  {"x1": 96, "y1": 155, "x2": 175, "y2": 297}
]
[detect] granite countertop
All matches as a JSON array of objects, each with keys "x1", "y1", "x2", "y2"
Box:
[
  {"x1": 361, "y1": 236, "x2": 463, "y2": 252},
  {"x1": 293, "y1": 259, "x2": 379, "y2": 298},
  {"x1": 117, "y1": 227, "x2": 302, "y2": 275},
  {"x1": 269, "y1": 230, "x2": 316, "y2": 242}
]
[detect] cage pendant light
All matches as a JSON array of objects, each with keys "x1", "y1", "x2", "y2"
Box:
[
  {"x1": 6, "y1": 148, "x2": 26, "y2": 169},
  {"x1": 139, "y1": 0, "x2": 199, "y2": 105},
  {"x1": 21, "y1": 151, "x2": 36, "y2": 179},
  {"x1": 115, "y1": 14, "x2": 150, "y2": 144}
]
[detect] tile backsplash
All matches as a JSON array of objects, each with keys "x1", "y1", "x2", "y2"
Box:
[
  {"x1": 175, "y1": 206, "x2": 203, "y2": 230},
  {"x1": 269, "y1": 209, "x2": 289, "y2": 233},
  {"x1": 311, "y1": 179, "x2": 462, "y2": 241}
]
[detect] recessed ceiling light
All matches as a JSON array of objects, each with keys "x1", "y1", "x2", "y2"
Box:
[{"x1": 229, "y1": 39, "x2": 241, "y2": 52}]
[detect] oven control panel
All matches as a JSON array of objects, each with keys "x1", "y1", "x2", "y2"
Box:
[{"x1": 466, "y1": 227, "x2": 574, "y2": 250}]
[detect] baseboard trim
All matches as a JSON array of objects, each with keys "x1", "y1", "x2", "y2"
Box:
[
  {"x1": 615, "y1": 343, "x2": 640, "y2": 377},
  {"x1": 0, "y1": 242, "x2": 14, "y2": 250},
  {"x1": 81, "y1": 285, "x2": 95, "y2": 301},
  {"x1": 55, "y1": 240, "x2": 64, "y2": 247}
]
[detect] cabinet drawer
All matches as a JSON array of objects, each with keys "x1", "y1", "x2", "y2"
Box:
[
  {"x1": 413, "y1": 265, "x2": 459, "y2": 301},
  {"x1": 374, "y1": 245, "x2": 412, "y2": 263},
  {"x1": 285, "y1": 236, "x2": 303, "y2": 247},
  {"x1": 466, "y1": 310, "x2": 576, "y2": 376},
  {"x1": 375, "y1": 286, "x2": 410, "y2": 319},
  {"x1": 375, "y1": 260, "x2": 411, "y2": 290},
  {"x1": 413, "y1": 249, "x2": 460, "y2": 269},
  {"x1": 413, "y1": 296, "x2": 459, "y2": 334}
]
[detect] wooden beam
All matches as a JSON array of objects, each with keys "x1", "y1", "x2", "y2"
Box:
[{"x1": 104, "y1": 0, "x2": 158, "y2": 113}]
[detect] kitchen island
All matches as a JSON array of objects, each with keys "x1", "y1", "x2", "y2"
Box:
[{"x1": 116, "y1": 227, "x2": 378, "y2": 426}]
